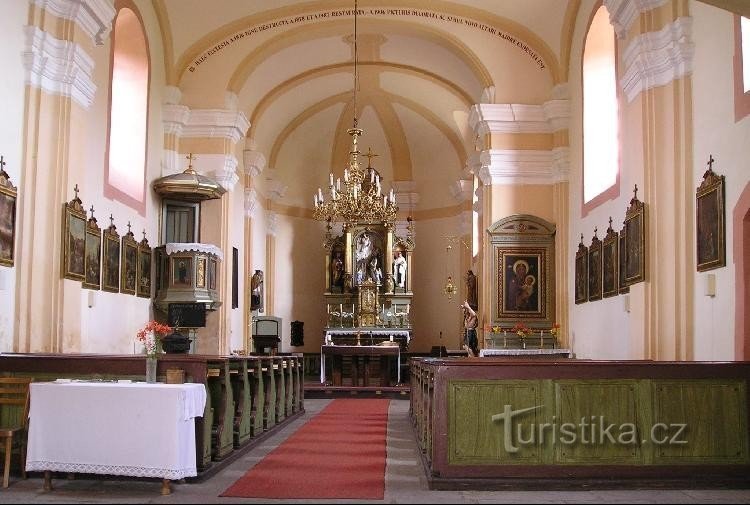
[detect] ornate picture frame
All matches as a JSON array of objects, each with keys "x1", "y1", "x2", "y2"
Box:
[
  {"x1": 624, "y1": 185, "x2": 647, "y2": 286},
  {"x1": 696, "y1": 157, "x2": 725, "y2": 272},
  {"x1": 488, "y1": 215, "x2": 555, "y2": 328},
  {"x1": 62, "y1": 186, "x2": 86, "y2": 281},
  {"x1": 618, "y1": 226, "x2": 629, "y2": 294},
  {"x1": 102, "y1": 217, "x2": 120, "y2": 293},
  {"x1": 574, "y1": 234, "x2": 588, "y2": 304},
  {"x1": 82, "y1": 207, "x2": 101, "y2": 290},
  {"x1": 121, "y1": 225, "x2": 138, "y2": 295},
  {"x1": 588, "y1": 229, "x2": 603, "y2": 302},
  {"x1": 172, "y1": 257, "x2": 193, "y2": 287},
  {"x1": 0, "y1": 160, "x2": 17, "y2": 267},
  {"x1": 137, "y1": 232, "x2": 152, "y2": 299},
  {"x1": 602, "y1": 219, "x2": 618, "y2": 298}
]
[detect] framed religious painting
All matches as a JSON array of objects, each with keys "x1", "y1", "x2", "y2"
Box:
[
  {"x1": 208, "y1": 257, "x2": 217, "y2": 291},
  {"x1": 574, "y1": 234, "x2": 588, "y2": 305},
  {"x1": 172, "y1": 257, "x2": 193, "y2": 288},
  {"x1": 696, "y1": 158, "x2": 725, "y2": 272},
  {"x1": 102, "y1": 218, "x2": 120, "y2": 293},
  {"x1": 488, "y1": 215, "x2": 555, "y2": 327},
  {"x1": 588, "y1": 230, "x2": 603, "y2": 302},
  {"x1": 618, "y1": 226, "x2": 629, "y2": 294},
  {"x1": 121, "y1": 226, "x2": 138, "y2": 295},
  {"x1": 624, "y1": 185, "x2": 647, "y2": 286},
  {"x1": 137, "y1": 233, "x2": 152, "y2": 298},
  {"x1": 602, "y1": 219, "x2": 618, "y2": 298},
  {"x1": 61, "y1": 186, "x2": 86, "y2": 281},
  {"x1": 82, "y1": 208, "x2": 101, "y2": 290},
  {"x1": 352, "y1": 227, "x2": 385, "y2": 287},
  {"x1": 0, "y1": 163, "x2": 17, "y2": 267}
]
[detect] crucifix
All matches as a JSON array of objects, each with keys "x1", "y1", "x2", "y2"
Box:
[
  {"x1": 633, "y1": 184, "x2": 638, "y2": 200},
  {"x1": 90, "y1": 205, "x2": 95, "y2": 219},
  {"x1": 109, "y1": 214, "x2": 114, "y2": 228},
  {"x1": 608, "y1": 216, "x2": 613, "y2": 230},
  {"x1": 142, "y1": 229, "x2": 147, "y2": 241},
  {"x1": 580, "y1": 232, "x2": 584, "y2": 245},
  {"x1": 0, "y1": 155, "x2": 5, "y2": 171},
  {"x1": 73, "y1": 184, "x2": 80, "y2": 200},
  {"x1": 594, "y1": 226, "x2": 598, "y2": 238},
  {"x1": 363, "y1": 147, "x2": 379, "y2": 168},
  {"x1": 706, "y1": 154, "x2": 715, "y2": 171},
  {"x1": 127, "y1": 221, "x2": 132, "y2": 235}
]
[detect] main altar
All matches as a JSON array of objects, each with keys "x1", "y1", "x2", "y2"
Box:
[{"x1": 314, "y1": 123, "x2": 414, "y2": 358}]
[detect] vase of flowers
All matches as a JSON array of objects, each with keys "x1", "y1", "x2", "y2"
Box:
[
  {"x1": 136, "y1": 321, "x2": 173, "y2": 383},
  {"x1": 512, "y1": 322, "x2": 531, "y2": 349},
  {"x1": 549, "y1": 323, "x2": 561, "y2": 348}
]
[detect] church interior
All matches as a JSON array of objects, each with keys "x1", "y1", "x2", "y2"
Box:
[{"x1": 1, "y1": 0, "x2": 750, "y2": 501}]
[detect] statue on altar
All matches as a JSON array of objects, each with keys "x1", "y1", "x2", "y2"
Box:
[{"x1": 393, "y1": 250, "x2": 407, "y2": 289}]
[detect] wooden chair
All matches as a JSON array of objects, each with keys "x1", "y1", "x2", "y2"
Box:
[{"x1": 0, "y1": 377, "x2": 33, "y2": 488}]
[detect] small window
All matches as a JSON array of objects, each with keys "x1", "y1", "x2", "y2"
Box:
[
  {"x1": 742, "y1": 17, "x2": 749, "y2": 93},
  {"x1": 583, "y1": 6, "x2": 619, "y2": 208},
  {"x1": 735, "y1": 16, "x2": 750, "y2": 121},
  {"x1": 162, "y1": 200, "x2": 199, "y2": 243}
]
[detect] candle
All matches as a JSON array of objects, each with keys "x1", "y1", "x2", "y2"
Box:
[
  {"x1": 390, "y1": 335, "x2": 394, "y2": 342},
  {"x1": 340, "y1": 303, "x2": 343, "y2": 313},
  {"x1": 330, "y1": 173, "x2": 334, "y2": 186},
  {"x1": 406, "y1": 304, "x2": 410, "y2": 313}
]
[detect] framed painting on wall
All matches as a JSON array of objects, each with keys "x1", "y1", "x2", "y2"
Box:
[
  {"x1": 82, "y1": 208, "x2": 101, "y2": 290},
  {"x1": 696, "y1": 156, "x2": 726, "y2": 272},
  {"x1": 489, "y1": 215, "x2": 555, "y2": 328},
  {"x1": 624, "y1": 185, "x2": 646, "y2": 286},
  {"x1": 618, "y1": 226, "x2": 629, "y2": 294},
  {"x1": 588, "y1": 230, "x2": 603, "y2": 302},
  {"x1": 121, "y1": 226, "x2": 138, "y2": 295},
  {"x1": 137, "y1": 233, "x2": 152, "y2": 299},
  {"x1": 574, "y1": 234, "x2": 588, "y2": 305},
  {"x1": 602, "y1": 219, "x2": 618, "y2": 298},
  {"x1": 0, "y1": 163, "x2": 17, "y2": 267},
  {"x1": 62, "y1": 186, "x2": 86, "y2": 281},
  {"x1": 172, "y1": 257, "x2": 193, "y2": 287},
  {"x1": 102, "y1": 218, "x2": 120, "y2": 293}
]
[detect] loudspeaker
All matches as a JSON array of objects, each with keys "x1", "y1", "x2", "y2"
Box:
[{"x1": 291, "y1": 320, "x2": 304, "y2": 347}]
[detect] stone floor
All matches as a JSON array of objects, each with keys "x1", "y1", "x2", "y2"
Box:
[{"x1": 2, "y1": 399, "x2": 749, "y2": 504}]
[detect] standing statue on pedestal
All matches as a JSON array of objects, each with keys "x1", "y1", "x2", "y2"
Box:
[
  {"x1": 461, "y1": 300, "x2": 479, "y2": 357},
  {"x1": 250, "y1": 269, "x2": 264, "y2": 313},
  {"x1": 393, "y1": 250, "x2": 407, "y2": 289},
  {"x1": 466, "y1": 270, "x2": 478, "y2": 311}
]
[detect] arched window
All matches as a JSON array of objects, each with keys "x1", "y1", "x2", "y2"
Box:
[
  {"x1": 105, "y1": 3, "x2": 149, "y2": 213},
  {"x1": 582, "y1": 5, "x2": 619, "y2": 210},
  {"x1": 735, "y1": 16, "x2": 750, "y2": 121}
]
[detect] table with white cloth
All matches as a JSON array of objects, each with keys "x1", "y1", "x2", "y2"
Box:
[{"x1": 26, "y1": 381, "x2": 207, "y2": 494}]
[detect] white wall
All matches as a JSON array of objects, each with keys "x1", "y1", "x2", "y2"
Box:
[
  {"x1": 690, "y1": 1, "x2": 750, "y2": 360},
  {"x1": 0, "y1": 1, "x2": 27, "y2": 351}
]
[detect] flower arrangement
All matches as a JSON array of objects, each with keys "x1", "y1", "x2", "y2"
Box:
[
  {"x1": 136, "y1": 321, "x2": 173, "y2": 357},
  {"x1": 512, "y1": 322, "x2": 532, "y2": 339},
  {"x1": 549, "y1": 323, "x2": 560, "y2": 337}
]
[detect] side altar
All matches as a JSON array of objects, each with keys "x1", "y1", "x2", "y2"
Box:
[{"x1": 314, "y1": 124, "x2": 415, "y2": 352}]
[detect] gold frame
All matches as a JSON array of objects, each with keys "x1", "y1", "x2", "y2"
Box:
[
  {"x1": 624, "y1": 186, "x2": 647, "y2": 286},
  {"x1": 588, "y1": 230, "x2": 603, "y2": 301},
  {"x1": 602, "y1": 221, "x2": 618, "y2": 298},
  {"x1": 121, "y1": 230, "x2": 138, "y2": 295},
  {"x1": 102, "y1": 221, "x2": 120, "y2": 293},
  {"x1": 618, "y1": 227, "x2": 629, "y2": 294},
  {"x1": 0, "y1": 167, "x2": 17, "y2": 267},
  {"x1": 82, "y1": 211, "x2": 101, "y2": 290},
  {"x1": 196, "y1": 257, "x2": 206, "y2": 288},
  {"x1": 696, "y1": 162, "x2": 726, "y2": 272},
  {"x1": 62, "y1": 189, "x2": 86, "y2": 281},
  {"x1": 574, "y1": 234, "x2": 588, "y2": 304},
  {"x1": 137, "y1": 234, "x2": 152, "y2": 298}
]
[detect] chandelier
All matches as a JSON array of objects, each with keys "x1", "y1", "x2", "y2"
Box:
[{"x1": 312, "y1": 0, "x2": 398, "y2": 226}]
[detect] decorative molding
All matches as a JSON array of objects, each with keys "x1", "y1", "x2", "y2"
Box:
[
  {"x1": 480, "y1": 86, "x2": 496, "y2": 103},
  {"x1": 392, "y1": 180, "x2": 419, "y2": 212},
  {"x1": 477, "y1": 150, "x2": 564, "y2": 186},
  {"x1": 33, "y1": 0, "x2": 116, "y2": 45},
  {"x1": 620, "y1": 17, "x2": 693, "y2": 102},
  {"x1": 450, "y1": 179, "x2": 473, "y2": 203},
  {"x1": 604, "y1": 0, "x2": 669, "y2": 39},
  {"x1": 163, "y1": 86, "x2": 182, "y2": 105},
  {"x1": 243, "y1": 140, "x2": 266, "y2": 177},
  {"x1": 266, "y1": 211, "x2": 278, "y2": 237},
  {"x1": 468, "y1": 99, "x2": 570, "y2": 135},
  {"x1": 162, "y1": 104, "x2": 190, "y2": 136},
  {"x1": 23, "y1": 26, "x2": 96, "y2": 109},
  {"x1": 551, "y1": 147, "x2": 570, "y2": 183},
  {"x1": 161, "y1": 149, "x2": 181, "y2": 176},
  {"x1": 180, "y1": 109, "x2": 251, "y2": 143},
  {"x1": 192, "y1": 154, "x2": 239, "y2": 192},
  {"x1": 244, "y1": 187, "x2": 259, "y2": 218}
]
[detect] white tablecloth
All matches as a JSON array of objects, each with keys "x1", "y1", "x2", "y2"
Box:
[
  {"x1": 479, "y1": 348, "x2": 572, "y2": 357},
  {"x1": 26, "y1": 381, "x2": 207, "y2": 480}
]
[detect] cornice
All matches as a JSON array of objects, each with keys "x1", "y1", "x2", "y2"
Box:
[
  {"x1": 23, "y1": 26, "x2": 96, "y2": 109},
  {"x1": 468, "y1": 99, "x2": 570, "y2": 135},
  {"x1": 477, "y1": 149, "x2": 569, "y2": 185},
  {"x1": 33, "y1": 0, "x2": 116, "y2": 45},
  {"x1": 604, "y1": 0, "x2": 669, "y2": 39}
]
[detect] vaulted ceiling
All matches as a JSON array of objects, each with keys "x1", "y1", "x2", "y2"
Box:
[{"x1": 156, "y1": 0, "x2": 576, "y2": 211}]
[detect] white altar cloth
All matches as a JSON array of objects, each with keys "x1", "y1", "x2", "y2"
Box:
[
  {"x1": 26, "y1": 381, "x2": 207, "y2": 480},
  {"x1": 479, "y1": 348, "x2": 572, "y2": 357}
]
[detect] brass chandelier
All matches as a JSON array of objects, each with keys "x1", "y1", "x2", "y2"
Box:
[{"x1": 312, "y1": 0, "x2": 398, "y2": 226}]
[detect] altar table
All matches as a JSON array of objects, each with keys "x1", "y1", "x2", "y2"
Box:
[
  {"x1": 26, "y1": 381, "x2": 206, "y2": 494},
  {"x1": 320, "y1": 345, "x2": 401, "y2": 386}
]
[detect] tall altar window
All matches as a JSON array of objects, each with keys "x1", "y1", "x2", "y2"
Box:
[
  {"x1": 736, "y1": 16, "x2": 750, "y2": 121},
  {"x1": 105, "y1": 3, "x2": 150, "y2": 214},
  {"x1": 582, "y1": 5, "x2": 619, "y2": 209}
]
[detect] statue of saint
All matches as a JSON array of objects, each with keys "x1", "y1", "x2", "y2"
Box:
[
  {"x1": 393, "y1": 250, "x2": 407, "y2": 289},
  {"x1": 466, "y1": 270, "x2": 478, "y2": 310},
  {"x1": 250, "y1": 269, "x2": 264, "y2": 312}
]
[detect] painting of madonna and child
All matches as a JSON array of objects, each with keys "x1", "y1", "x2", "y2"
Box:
[{"x1": 499, "y1": 251, "x2": 546, "y2": 316}]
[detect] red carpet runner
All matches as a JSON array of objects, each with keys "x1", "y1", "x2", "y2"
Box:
[{"x1": 221, "y1": 399, "x2": 390, "y2": 499}]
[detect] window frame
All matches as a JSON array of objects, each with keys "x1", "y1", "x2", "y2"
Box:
[
  {"x1": 581, "y1": 3, "x2": 621, "y2": 217},
  {"x1": 735, "y1": 15, "x2": 750, "y2": 122},
  {"x1": 103, "y1": 0, "x2": 151, "y2": 216}
]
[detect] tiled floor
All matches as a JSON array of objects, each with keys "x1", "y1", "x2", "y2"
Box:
[{"x1": 2, "y1": 399, "x2": 749, "y2": 504}]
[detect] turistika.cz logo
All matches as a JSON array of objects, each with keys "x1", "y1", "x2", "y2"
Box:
[{"x1": 491, "y1": 405, "x2": 688, "y2": 454}]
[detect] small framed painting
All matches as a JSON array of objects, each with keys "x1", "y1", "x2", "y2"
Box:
[
  {"x1": 83, "y1": 208, "x2": 101, "y2": 290},
  {"x1": 0, "y1": 162, "x2": 17, "y2": 268},
  {"x1": 602, "y1": 219, "x2": 618, "y2": 298},
  {"x1": 588, "y1": 230, "x2": 603, "y2": 302},
  {"x1": 574, "y1": 234, "x2": 588, "y2": 305},
  {"x1": 137, "y1": 233, "x2": 152, "y2": 299},
  {"x1": 102, "y1": 217, "x2": 120, "y2": 293},
  {"x1": 624, "y1": 185, "x2": 646, "y2": 286},
  {"x1": 62, "y1": 187, "x2": 86, "y2": 281},
  {"x1": 696, "y1": 157, "x2": 725, "y2": 272},
  {"x1": 121, "y1": 226, "x2": 138, "y2": 295}
]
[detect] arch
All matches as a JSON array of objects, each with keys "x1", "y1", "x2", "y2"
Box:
[
  {"x1": 734, "y1": 182, "x2": 750, "y2": 360},
  {"x1": 104, "y1": 0, "x2": 150, "y2": 215},
  {"x1": 226, "y1": 17, "x2": 492, "y2": 94},
  {"x1": 174, "y1": 0, "x2": 561, "y2": 85}
]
